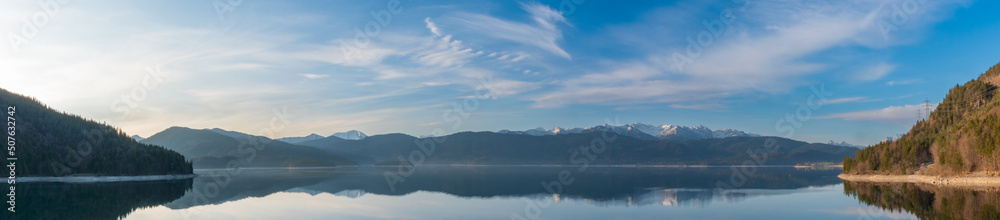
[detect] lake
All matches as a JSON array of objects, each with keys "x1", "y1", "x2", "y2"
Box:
[{"x1": 5, "y1": 166, "x2": 999, "y2": 219}]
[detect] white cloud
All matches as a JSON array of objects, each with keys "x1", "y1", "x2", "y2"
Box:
[
  {"x1": 301, "y1": 73, "x2": 328, "y2": 79},
  {"x1": 421, "y1": 82, "x2": 450, "y2": 86},
  {"x1": 820, "y1": 103, "x2": 938, "y2": 124},
  {"x1": 297, "y1": 42, "x2": 407, "y2": 67},
  {"x1": 424, "y1": 17, "x2": 443, "y2": 37},
  {"x1": 447, "y1": 2, "x2": 571, "y2": 59},
  {"x1": 412, "y1": 35, "x2": 480, "y2": 68},
  {"x1": 852, "y1": 63, "x2": 896, "y2": 82},
  {"x1": 509, "y1": 52, "x2": 529, "y2": 62},
  {"x1": 483, "y1": 78, "x2": 542, "y2": 98},
  {"x1": 670, "y1": 103, "x2": 726, "y2": 111},
  {"x1": 532, "y1": 0, "x2": 967, "y2": 108},
  {"x1": 825, "y1": 97, "x2": 881, "y2": 104},
  {"x1": 887, "y1": 79, "x2": 923, "y2": 86}
]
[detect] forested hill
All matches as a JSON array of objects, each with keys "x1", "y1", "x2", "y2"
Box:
[
  {"x1": 0, "y1": 88, "x2": 192, "y2": 177},
  {"x1": 843, "y1": 61, "x2": 1000, "y2": 175}
]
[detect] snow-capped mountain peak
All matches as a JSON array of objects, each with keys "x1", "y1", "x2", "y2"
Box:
[
  {"x1": 331, "y1": 130, "x2": 368, "y2": 140},
  {"x1": 825, "y1": 140, "x2": 865, "y2": 149},
  {"x1": 712, "y1": 129, "x2": 761, "y2": 139}
]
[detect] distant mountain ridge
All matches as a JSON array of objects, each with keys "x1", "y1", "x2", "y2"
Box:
[
  {"x1": 498, "y1": 123, "x2": 760, "y2": 141},
  {"x1": 826, "y1": 141, "x2": 865, "y2": 149},
  {"x1": 274, "y1": 123, "x2": 752, "y2": 143},
  {"x1": 148, "y1": 124, "x2": 851, "y2": 168},
  {"x1": 142, "y1": 127, "x2": 355, "y2": 169},
  {"x1": 295, "y1": 131, "x2": 855, "y2": 166},
  {"x1": 276, "y1": 133, "x2": 325, "y2": 144},
  {"x1": 275, "y1": 130, "x2": 368, "y2": 144}
]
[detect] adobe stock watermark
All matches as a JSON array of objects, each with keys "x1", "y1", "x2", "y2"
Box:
[
  {"x1": 340, "y1": 0, "x2": 409, "y2": 65},
  {"x1": 383, "y1": 74, "x2": 497, "y2": 192},
  {"x1": 7, "y1": 0, "x2": 72, "y2": 54},
  {"x1": 42, "y1": 127, "x2": 142, "y2": 178},
  {"x1": 511, "y1": 117, "x2": 620, "y2": 220},
  {"x1": 555, "y1": 0, "x2": 586, "y2": 17},
  {"x1": 213, "y1": 0, "x2": 243, "y2": 21},
  {"x1": 672, "y1": 0, "x2": 750, "y2": 72},
  {"x1": 714, "y1": 84, "x2": 834, "y2": 192},
  {"x1": 180, "y1": 106, "x2": 295, "y2": 220},
  {"x1": 110, "y1": 65, "x2": 168, "y2": 121},
  {"x1": 876, "y1": 0, "x2": 928, "y2": 41}
]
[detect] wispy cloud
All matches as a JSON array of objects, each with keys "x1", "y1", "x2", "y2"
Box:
[
  {"x1": 887, "y1": 79, "x2": 924, "y2": 86},
  {"x1": 0, "y1": 0, "x2": 977, "y2": 142},
  {"x1": 532, "y1": 0, "x2": 967, "y2": 108},
  {"x1": 820, "y1": 103, "x2": 938, "y2": 124},
  {"x1": 670, "y1": 103, "x2": 726, "y2": 111},
  {"x1": 852, "y1": 63, "x2": 896, "y2": 82},
  {"x1": 424, "y1": 17, "x2": 443, "y2": 37},
  {"x1": 412, "y1": 32, "x2": 480, "y2": 68},
  {"x1": 301, "y1": 73, "x2": 328, "y2": 79},
  {"x1": 825, "y1": 97, "x2": 881, "y2": 105},
  {"x1": 447, "y1": 2, "x2": 570, "y2": 59}
]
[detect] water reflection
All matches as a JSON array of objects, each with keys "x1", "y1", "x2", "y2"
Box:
[
  {"x1": 844, "y1": 181, "x2": 1000, "y2": 220},
  {"x1": 167, "y1": 166, "x2": 843, "y2": 210},
  {"x1": 1, "y1": 178, "x2": 192, "y2": 220},
  {"x1": 3, "y1": 167, "x2": 864, "y2": 219}
]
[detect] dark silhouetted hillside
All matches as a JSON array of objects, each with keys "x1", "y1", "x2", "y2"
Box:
[{"x1": 0, "y1": 88, "x2": 192, "y2": 176}]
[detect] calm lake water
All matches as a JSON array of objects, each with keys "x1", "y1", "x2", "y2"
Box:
[{"x1": 6, "y1": 166, "x2": 1000, "y2": 219}]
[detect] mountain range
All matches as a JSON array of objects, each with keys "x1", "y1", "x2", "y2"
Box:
[
  {"x1": 140, "y1": 127, "x2": 356, "y2": 169},
  {"x1": 291, "y1": 131, "x2": 856, "y2": 166},
  {"x1": 498, "y1": 123, "x2": 761, "y2": 141},
  {"x1": 825, "y1": 141, "x2": 865, "y2": 149},
  {"x1": 276, "y1": 130, "x2": 368, "y2": 144},
  {"x1": 2, "y1": 83, "x2": 858, "y2": 172}
]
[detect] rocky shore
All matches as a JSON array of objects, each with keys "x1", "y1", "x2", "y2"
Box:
[{"x1": 838, "y1": 174, "x2": 1000, "y2": 188}]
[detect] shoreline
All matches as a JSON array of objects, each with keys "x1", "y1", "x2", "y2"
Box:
[
  {"x1": 794, "y1": 165, "x2": 843, "y2": 168},
  {"x1": 13, "y1": 174, "x2": 198, "y2": 183},
  {"x1": 838, "y1": 174, "x2": 1000, "y2": 187},
  {"x1": 372, "y1": 164, "x2": 821, "y2": 168}
]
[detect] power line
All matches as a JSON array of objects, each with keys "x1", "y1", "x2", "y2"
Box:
[{"x1": 917, "y1": 108, "x2": 923, "y2": 122}]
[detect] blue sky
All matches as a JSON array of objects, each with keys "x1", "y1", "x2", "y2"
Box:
[{"x1": 1, "y1": 0, "x2": 999, "y2": 146}]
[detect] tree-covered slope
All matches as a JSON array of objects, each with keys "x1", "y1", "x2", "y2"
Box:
[
  {"x1": 0, "y1": 88, "x2": 192, "y2": 176},
  {"x1": 844, "y1": 61, "x2": 1000, "y2": 175}
]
